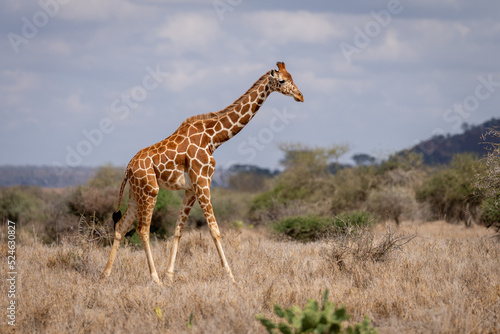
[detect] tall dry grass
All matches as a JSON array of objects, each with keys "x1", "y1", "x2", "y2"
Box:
[{"x1": 1, "y1": 221, "x2": 499, "y2": 333}]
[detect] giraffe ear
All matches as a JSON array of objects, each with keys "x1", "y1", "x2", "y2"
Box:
[
  {"x1": 271, "y1": 69, "x2": 277, "y2": 77},
  {"x1": 276, "y1": 62, "x2": 286, "y2": 72}
]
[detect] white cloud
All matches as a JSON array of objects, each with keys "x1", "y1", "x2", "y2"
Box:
[
  {"x1": 360, "y1": 29, "x2": 419, "y2": 62},
  {"x1": 0, "y1": 70, "x2": 40, "y2": 106},
  {"x1": 47, "y1": 40, "x2": 72, "y2": 57},
  {"x1": 156, "y1": 13, "x2": 222, "y2": 54},
  {"x1": 59, "y1": 0, "x2": 147, "y2": 22},
  {"x1": 57, "y1": 90, "x2": 91, "y2": 115},
  {"x1": 162, "y1": 61, "x2": 211, "y2": 92},
  {"x1": 243, "y1": 11, "x2": 344, "y2": 45},
  {"x1": 297, "y1": 70, "x2": 338, "y2": 94}
]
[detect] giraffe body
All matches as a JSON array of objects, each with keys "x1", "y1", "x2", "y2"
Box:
[{"x1": 102, "y1": 62, "x2": 303, "y2": 284}]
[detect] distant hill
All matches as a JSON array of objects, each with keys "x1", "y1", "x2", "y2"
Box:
[
  {"x1": 408, "y1": 118, "x2": 500, "y2": 165},
  {"x1": 0, "y1": 165, "x2": 97, "y2": 188}
]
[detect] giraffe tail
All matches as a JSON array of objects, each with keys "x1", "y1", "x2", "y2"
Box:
[{"x1": 112, "y1": 172, "x2": 128, "y2": 231}]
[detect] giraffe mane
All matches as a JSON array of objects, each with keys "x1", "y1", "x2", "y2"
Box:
[{"x1": 181, "y1": 71, "x2": 271, "y2": 125}]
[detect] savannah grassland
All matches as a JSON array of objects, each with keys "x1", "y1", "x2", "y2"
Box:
[{"x1": 1, "y1": 221, "x2": 499, "y2": 334}]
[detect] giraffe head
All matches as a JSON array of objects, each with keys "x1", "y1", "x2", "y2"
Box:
[{"x1": 270, "y1": 61, "x2": 304, "y2": 102}]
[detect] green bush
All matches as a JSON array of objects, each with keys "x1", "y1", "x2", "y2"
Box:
[
  {"x1": 416, "y1": 153, "x2": 482, "y2": 223},
  {"x1": 150, "y1": 189, "x2": 182, "y2": 236},
  {"x1": 86, "y1": 164, "x2": 124, "y2": 189},
  {"x1": 271, "y1": 215, "x2": 332, "y2": 242},
  {"x1": 0, "y1": 186, "x2": 42, "y2": 223},
  {"x1": 256, "y1": 289, "x2": 377, "y2": 334},
  {"x1": 475, "y1": 128, "x2": 500, "y2": 234},
  {"x1": 334, "y1": 211, "x2": 373, "y2": 231},
  {"x1": 480, "y1": 197, "x2": 500, "y2": 229},
  {"x1": 330, "y1": 167, "x2": 376, "y2": 214},
  {"x1": 0, "y1": 186, "x2": 76, "y2": 244},
  {"x1": 248, "y1": 183, "x2": 305, "y2": 223},
  {"x1": 271, "y1": 212, "x2": 373, "y2": 242}
]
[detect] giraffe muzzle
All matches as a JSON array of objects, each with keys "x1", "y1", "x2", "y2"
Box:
[{"x1": 294, "y1": 92, "x2": 304, "y2": 102}]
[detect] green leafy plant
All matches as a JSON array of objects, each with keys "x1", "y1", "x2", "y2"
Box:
[
  {"x1": 271, "y1": 212, "x2": 373, "y2": 242},
  {"x1": 416, "y1": 153, "x2": 482, "y2": 224},
  {"x1": 475, "y1": 128, "x2": 500, "y2": 234},
  {"x1": 186, "y1": 312, "x2": 193, "y2": 329},
  {"x1": 256, "y1": 290, "x2": 376, "y2": 334}
]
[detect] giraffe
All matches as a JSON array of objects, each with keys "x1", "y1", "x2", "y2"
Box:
[{"x1": 101, "y1": 62, "x2": 303, "y2": 285}]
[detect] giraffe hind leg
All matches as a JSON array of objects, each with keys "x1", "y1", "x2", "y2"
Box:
[
  {"x1": 112, "y1": 210, "x2": 122, "y2": 232},
  {"x1": 135, "y1": 189, "x2": 162, "y2": 285},
  {"x1": 115, "y1": 210, "x2": 137, "y2": 238},
  {"x1": 101, "y1": 196, "x2": 138, "y2": 279}
]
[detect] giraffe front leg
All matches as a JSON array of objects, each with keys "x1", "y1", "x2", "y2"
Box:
[
  {"x1": 167, "y1": 191, "x2": 196, "y2": 282},
  {"x1": 196, "y1": 185, "x2": 235, "y2": 283}
]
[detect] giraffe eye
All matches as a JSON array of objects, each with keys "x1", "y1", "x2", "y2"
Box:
[{"x1": 279, "y1": 79, "x2": 285, "y2": 84}]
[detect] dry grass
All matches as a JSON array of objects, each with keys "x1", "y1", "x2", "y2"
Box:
[{"x1": 1, "y1": 221, "x2": 499, "y2": 333}]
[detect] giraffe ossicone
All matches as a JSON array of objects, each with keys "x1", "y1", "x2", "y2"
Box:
[{"x1": 101, "y1": 62, "x2": 303, "y2": 285}]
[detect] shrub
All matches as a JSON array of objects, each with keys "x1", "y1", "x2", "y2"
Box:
[
  {"x1": 86, "y1": 163, "x2": 124, "y2": 189},
  {"x1": 66, "y1": 165, "x2": 125, "y2": 222},
  {"x1": 327, "y1": 224, "x2": 417, "y2": 269},
  {"x1": 249, "y1": 144, "x2": 350, "y2": 222},
  {"x1": 150, "y1": 189, "x2": 182, "y2": 236},
  {"x1": 248, "y1": 184, "x2": 306, "y2": 223},
  {"x1": 475, "y1": 128, "x2": 500, "y2": 234},
  {"x1": 329, "y1": 167, "x2": 376, "y2": 214},
  {"x1": 271, "y1": 212, "x2": 373, "y2": 242},
  {"x1": 256, "y1": 289, "x2": 377, "y2": 334},
  {"x1": 416, "y1": 153, "x2": 482, "y2": 224},
  {"x1": 334, "y1": 211, "x2": 372, "y2": 227},
  {"x1": 479, "y1": 197, "x2": 500, "y2": 231},
  {"x1": 67, "y1": 186, "x2": 118, "y2": 221},
  {"x1": 0, "y1": 186, "x2": 42, "y2": 223},
  {"x1": 0, "y1": 186, "x2": 74, "y2": 244},
  {"x1": 271, "y1": 215, "x2": 332, "y2": 242},
  {"x1": 366, "y1": 186, "x2": 417, "y2": 225}
]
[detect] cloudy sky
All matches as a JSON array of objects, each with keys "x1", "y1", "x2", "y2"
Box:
[{"x1": 1, "y1": 0, "x2": 500, "y2": 172}]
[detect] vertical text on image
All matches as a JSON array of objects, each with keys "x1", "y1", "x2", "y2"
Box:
[{"x1": 6, "y1": 220, "x2": 17, "y2": 326}]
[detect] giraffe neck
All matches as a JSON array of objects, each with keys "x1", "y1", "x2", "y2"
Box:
[{"x1": 211, "y1": 71, "x2": 273, "y2": 148}]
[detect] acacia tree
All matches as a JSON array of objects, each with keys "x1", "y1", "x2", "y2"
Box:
[
  {"x1": 278, "y1": 142, "x2": 350, "y2": 176},
  {"x1": 277, "y1": 142, "x2": 350, "y2": 200},
  {"x1": 248, "y1": 143, "x2": 350, "y2": 222}
]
